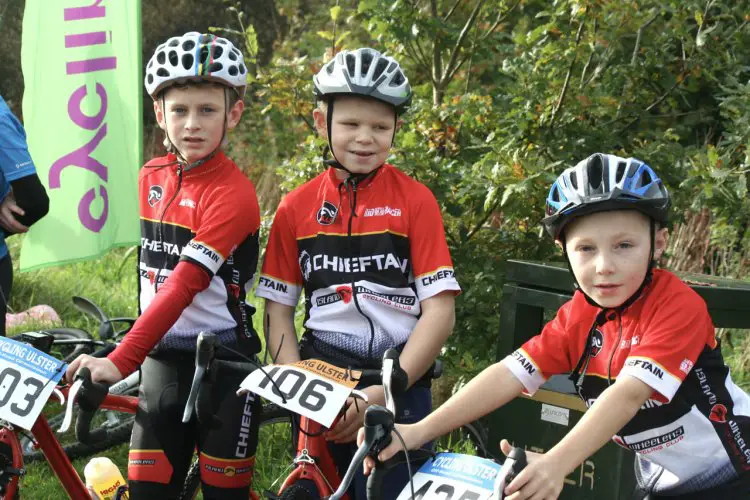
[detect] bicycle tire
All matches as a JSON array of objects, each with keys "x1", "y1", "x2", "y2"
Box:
[
  {"x1": 278, "y1": 480, "x2": 319, "y2": 499},
  {"x1": 21, "y1": 385, "x2": 137, "y2": 463},
  {"x1": 436, "y1": 419, "x2": 491, "y2": 458},
  {"x1": 179, "y1": 403, "x2": 293, "y2": 500}
]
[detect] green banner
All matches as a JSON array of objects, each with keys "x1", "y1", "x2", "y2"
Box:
[{"x1": 20, "y1": 0, "x2": 142, "y2": 271}]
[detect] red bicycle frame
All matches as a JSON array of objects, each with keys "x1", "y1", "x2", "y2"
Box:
[
  {"x1": 277, "y1": 415, "x2": 349, "y2": 499},
  {"x1": 0, "y1": 385, "x2": 137, "y2": 499}
]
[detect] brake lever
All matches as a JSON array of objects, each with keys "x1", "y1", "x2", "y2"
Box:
[
  {"x1": 52, "y1": 388, "x2": 65, "y2": 406},
  {"x1": 182, "y1": 332, "x2": 217, "y2": 423},
  {"x1": 494, "y1": 447, "x2": 528, "y2": 499},
  {"x1": 59, "y1": 378, "x2": 84, "y2": 433}
]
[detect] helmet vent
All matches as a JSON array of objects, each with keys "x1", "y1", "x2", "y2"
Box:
[
  {"x1": 551, "y1": 186, "x2": 560, "y2": 202},
  {"x1": 373, "y1": 59, "x2": 389, "y2": 80},
  {"x1": 391, "y1": 71, "x2": 405, "y2": 86},
  {"x1": 616, "y1": 161, "x2": 627, "y2": 182},
  {"x1": 325, "y1": 61, "x2": 335, "y2": 75},
  {"x1": 168, "y1": 50, "x2": 179, "y2": 67},
  {"x1": 640, "y1": 169, "x2": 653, "y2": 186},
  {"x1": 239, "y1": 63, "x2": 246, "y2": 74},
  {"x1": 361, "y1": 51, "x2": 373, "y2": 75},
  {"x1": 228, "y1": 50, "x2": 237, "y2": 61},
  {"x1": 228, "y1": 65, "x2": 238, "y2": 76},
  {"x1": 569, "y1": 171, "x2": 578, "y2": 189},
  {"x1": 168, "y1": 38, "x2": 180, "y2": 47},
  {"x1": 156, "y1": 68, "x2": 170, "y2": 77},
  {"x1": 587, "y1": 156, "x2": 603, "y2": 189},
  {"x1": 207, "y1": 62, "x2": 223, "y2": 73},
  {"x1": 345, "y1": 54, "x2": 356, "y2": 77},
  {"x1": 156, "y1": 51, "x2": 166, "y2": 65},
  {"x1": 213, "y1": 46, "x2": 224, "y2": 59},
  {"x1": 182, "y1": 40, "x2": 195, "y2": 51},
  {"x1": 181, "y1": 54, "x2": 194, "y2": 70}
]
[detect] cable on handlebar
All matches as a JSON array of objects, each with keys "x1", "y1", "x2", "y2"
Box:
[
  {"x1": 392, "y1": 427, "x2": 415, "y2": 500},
  {"x1": 212, "y1": 342, "x2": 288, "y2": 404}
]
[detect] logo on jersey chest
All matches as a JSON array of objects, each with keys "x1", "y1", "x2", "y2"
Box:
[
  {"x1": 590, "y1": 329, "x2": 604, "y2": 357},
  {"x1": 316, "y1": 201, "x2": 338, "y2": 225},
  {"x1": 148, "y1": 185, "x2": 164, "y2": 207}
]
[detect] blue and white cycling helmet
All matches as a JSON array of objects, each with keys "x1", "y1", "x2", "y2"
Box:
[
  {"x1": 145, "y1": 32, "x2": 247, "y2": 98},
  {"x1": 543, "y1": 153, "x2": 670, "y2": 240}
]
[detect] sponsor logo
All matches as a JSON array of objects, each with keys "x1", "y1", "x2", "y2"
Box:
[
  {"x1": 727, "y1": 419, "x2": 750, "y2": 468},
  {"x1": 299, "y1": 250, "x2": 312, "y2": 281},
  {"x1": 590, "y1": 329, "x2": 604, "y2": 357},
  {"x1": 625, "y1": 359, "x2": 664, "y2": 380},
  {"x1": 680, "y1": 358, "x2": 694, "y2": 374},
  {"x1": 141, "y1": 237, "x2": 182, "y2": 255},
  {"x1": 336, "y1": 285, "x2": 353, "y2": 304},
  {"x1": 710, "y1": 404, "x2": 728, "y2": 424},
  {"x1": 15, "y1": 160, "x2": 33, "y2": 169},
  {"x1": 187, "y1": 241, "x2": 220, "y2": 264},
  {"x1": 640, "y1": 399, "x2": 664, "y2": 410},
  {"x1": 140, "y1": 268, "x2": 166, "y2": 286},
  {"x1": 235, "y1": 392, "x2": 255, "y2": 457},
  {"x1": 620, "y1": 338, "x2": 629, "y2": 349},
  {"x1": 309, "y1": 253, "x2": 408, "y2": 275},
  {"x1": 227, "y1": 283, "x2": 241, "y2": 300},
  {"x1": 511, "y1": 350, "x2": 536, "y2": 376},
  {"x1": 258, "y1": 276, "x2": 288, "y2": 293},
  {"x1": 179, "y1": 198, "x2": 196, "y2": 208},
  {"x1": 129, "y1": 458, "x2": 156, "y2": 466},
  {"x1": 420, "y1": 268, "x2": 455, "y2": 287},
  {"x1": 364, "y1": 206, "x2": 402, "y2": 217},
  {"x1": 625, "y1": 426, "x2": 685, "y2": 453},
  {"x1": 695, "y1": 367, "x2": 717, "y2": 405},
  {"x1": 204, "y1": 464, "x2": 252, "y2": 475},
  {"x1": 316, "y1": 201, "x2": 338, "y2": 225},
  {"x1": 631, "y1": 335, "x2": 640, "y2": 346},
  {"x1": 148, "y1": 185, "x2": 163, "y2": 207}
]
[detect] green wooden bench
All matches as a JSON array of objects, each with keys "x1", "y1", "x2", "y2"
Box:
[{"x1": 486, "y1": 260, "x2": 750, "y2": 499}]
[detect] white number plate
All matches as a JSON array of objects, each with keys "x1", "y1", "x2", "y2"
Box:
[
  {"x1": 0, "y1": 336, "x2": 66, "y2": 430},
  {"x1": 239, "y1": 359, "x2": 360, "y2": 428},
  {"x1": 396, "y1": 452, "x2": 502, "y2": 500}
]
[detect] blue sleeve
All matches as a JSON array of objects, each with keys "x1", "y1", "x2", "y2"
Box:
[{"x1": 0, "y1": 99, "x2": 37, "y2": 184}]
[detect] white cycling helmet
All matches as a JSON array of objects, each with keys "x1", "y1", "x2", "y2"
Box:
[
  {"x1": 145, "y1": 32, "x2": 248, "y2": 98},
  {"x1": 313, "y1": 48, "x2": 412, "y2": 113}
]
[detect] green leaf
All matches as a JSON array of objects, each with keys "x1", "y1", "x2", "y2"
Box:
[
  {"x1": 330, "y1": 5, "x2": 342, "y2": 22},
  {"x1": 317, "y1": 30, "x2": 335, "y2": 41}
]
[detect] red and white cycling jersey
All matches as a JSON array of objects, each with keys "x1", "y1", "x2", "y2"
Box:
[
  {"x1": 256, "y1": 164, "x2": 460, "y2": 362},
  {"x1": 502, "y1": 269, "x2": 750, "y2": 495},
  {"x1": 137, "y1": 152, "x2": 261, "y2": 349}
]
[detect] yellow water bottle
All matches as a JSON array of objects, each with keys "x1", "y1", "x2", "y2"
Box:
[{"x1": 84, "y1": 457, "x2": 129, "y2": 499}]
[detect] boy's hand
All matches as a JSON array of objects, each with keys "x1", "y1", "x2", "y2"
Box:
[
  {"x1": 0, "y1": 192, "x2": 29, "y2": 233},
  {"x1": 326, "y1": 385, "x2": 385, "y2": 443},
  {"x1": 360, "y1": 423, "x2": 425, "y2": 476},
  {"x1": 65, "y1": 354, "x2": 123, "y2": 385},
  {"x1": 500, "y1": 439, "x2": 565, "y2": 500}
]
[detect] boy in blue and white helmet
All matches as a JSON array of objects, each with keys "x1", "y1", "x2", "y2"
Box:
[
  {"x1": 67, "y1": 32, "x2": 263, "y2": 499},
  {"x1": 370, "y1": 153, "x2": 750, "y2": 499}
]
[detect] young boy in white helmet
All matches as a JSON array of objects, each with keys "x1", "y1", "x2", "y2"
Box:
[
  {"x1": 66, "y1": 32, "x2": 263, "y2": 499},
  {"x1": 368, "y1": 153, "x2": 750, "y2": 499},
  {"x1": 256, "y1": 48, "x2": 460, "y2": 498}
]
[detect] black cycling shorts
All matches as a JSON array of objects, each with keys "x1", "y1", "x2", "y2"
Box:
[{"x1": 127, "y1": 348, "x2": 261, "y2": 500}]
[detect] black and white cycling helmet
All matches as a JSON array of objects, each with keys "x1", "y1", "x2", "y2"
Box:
[
  {"x1": 543, "y1": 153, "x2": 670, "y2": 240},
  {"x1": 145, "y1": 32, "x2": 247, "y2": 98},
  {"x1": 313, "y1": 48, "x2": 412, "y2": 113}
]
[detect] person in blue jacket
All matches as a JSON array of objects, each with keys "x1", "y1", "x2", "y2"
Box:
[{"x1": 0, "y1": 95, "x2": 49, "y2": 335}]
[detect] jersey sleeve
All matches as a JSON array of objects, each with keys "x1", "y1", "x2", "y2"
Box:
[
  {"x1": 255, "y1": 197, "x2": 303, "y2": 307},
  {"x1": 501, "y1": 300, "x2": 576, "y2": 395},
  {"x1": 621, "y1": 289, "x2": 714, "y2": 402},
  {"x1": 409, "y1": 186, "x2": 460, "y2": 300},
  {"x1": 180, "y1": 181, "x2": 260, "y2": 275},
  {"x1": 0, "y1": 104, "x2": 37, "y2": 199}
]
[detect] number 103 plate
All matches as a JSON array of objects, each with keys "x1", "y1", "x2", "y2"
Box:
[{"x1": 0, "y1": 336, "x2": 66, "y2": 430}]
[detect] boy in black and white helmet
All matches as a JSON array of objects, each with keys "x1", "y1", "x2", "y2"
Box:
[
  {"x1": 67, "y1": 32, "x2": 263, "y2": 499},
  {"x1": 256, "y1": 48, "x2": 460, "y2": 498}
]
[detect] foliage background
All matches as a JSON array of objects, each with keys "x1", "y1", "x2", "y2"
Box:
[{"x1": 2, "y1": 0, "x2": 749, "y2": 376}]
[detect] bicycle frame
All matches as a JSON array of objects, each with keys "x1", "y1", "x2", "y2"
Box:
[
  {"x1": 277, "y1": 416, "x2": 349, "y2": 500},
  {"x1": 0, "y1": 386, "x2": 137, "y2": 499}
]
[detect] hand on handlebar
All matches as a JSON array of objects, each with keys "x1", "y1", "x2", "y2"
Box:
[
  {"x1": 499, "y1": 439, "x2": 564, "y2": 500},
  {"x1": 359, "y1": 422, "x2": 425, "y2": 476},
  {"x1": 65, "y1": 354, "x2": 123, "y2": 385},
  {"x1": 327, "y1": 385, "x2": 385, "y2": 444}
]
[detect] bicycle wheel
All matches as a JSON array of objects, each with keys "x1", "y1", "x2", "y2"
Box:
[
  {"x1": 21, "y1": 383, "x2": 137, "y2": 463},
  {"x1": 278, "y1": 480, "x2": 319, "y2": 499},
  {"x1": 179, "y1": 403, "x2": 294, "y2": 500},
  {"x1": 10, "y1": 327, "x2": 95, "y2": 363}
]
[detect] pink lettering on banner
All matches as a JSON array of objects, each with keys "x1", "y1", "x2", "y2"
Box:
[{"x1": 49, "y1": 1, "x2": 115, "y2": 233}]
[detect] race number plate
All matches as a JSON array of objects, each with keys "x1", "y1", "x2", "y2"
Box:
[
  {"x1": 0, "y1": 336, "x2": 66, "y2": 430},
  {"x1": 239, "y1": 359, "x2": 361, "y2": 428},
  {"x1": 396, "y1": 452, "x2": 502, "y2": 500}
]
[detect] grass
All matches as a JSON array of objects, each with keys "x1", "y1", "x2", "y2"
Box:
[{"x1": 5, "y1": 237, "x2": 748, "y2": 497}]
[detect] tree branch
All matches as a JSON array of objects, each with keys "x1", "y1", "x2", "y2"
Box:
[
  {"x1": 631, "y1": 12, "x2": 659, "y2": 66},
  {"x1": 579, "y1": 18, "x2": 597, "y2": 88},
  {"x1": 443, "y1": 0, "x2": 463, "y2": 21},
  {"x1": 617, "y1": 72, "x2": 688, "y2": 134},
  {"x1": 549, "y1": 17, "x2": 586, "y2": 127},
  {"x1": 481, "y1": 0, "x2": 521, "y2": 40},
  {"x1": 442, "y1": 0, "x2": 486, "y2": 83},
  {"x1": 466, "y1": 196, "x2": 502, "y2": 241}
]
